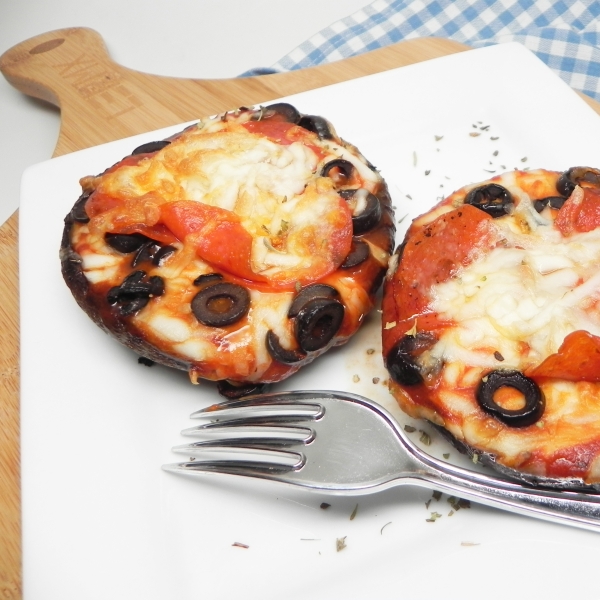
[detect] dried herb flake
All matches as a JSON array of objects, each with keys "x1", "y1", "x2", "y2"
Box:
[
  {"x1": 426, "y1": 512, "x2": 442, "y2": 523},
  {"x1": 419, "y1": 430, "x2": 432, "y2": 446},
  {"x1": 448, "y1": 496, "x2": 471, "y2": 511}
]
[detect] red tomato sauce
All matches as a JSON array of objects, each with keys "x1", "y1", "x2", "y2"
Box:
[{"x1": 242, "y1": 119, "x2": 327, "y2": 161}]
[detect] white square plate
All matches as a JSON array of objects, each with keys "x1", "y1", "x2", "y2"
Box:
[{"x1": 20, "y1": 43, "x2": 600, "y2": 600}]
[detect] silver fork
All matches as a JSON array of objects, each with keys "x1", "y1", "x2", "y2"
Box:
[{"x1": 162, "y1": 390, "x2": 600, "y2": 532}]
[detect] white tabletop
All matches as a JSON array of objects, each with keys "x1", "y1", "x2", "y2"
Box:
[{"x1": 0, "y1": 0, "x2": 369, "y2": 227}]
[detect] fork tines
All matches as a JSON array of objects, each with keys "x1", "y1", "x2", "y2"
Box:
[
  {"x1": 164, "y1": 393, "x2": 325, "y2": 475},
  {"x1": 189, "y1": 395, "x2": 325, "y2": 422}
]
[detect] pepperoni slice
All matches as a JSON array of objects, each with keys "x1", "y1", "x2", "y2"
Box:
[
  {"x1": 530, "y1": 330, "x2": 600, "y2": 381},
  {"x1": 160, "y1": 200, "x2": 261, "y2": 283},
  {"x1": 555, "y1": 187, "x2": 600, "y2": 236},
  {"x1": 383, "y1": 204, "x2": 497, "y2": 353}
]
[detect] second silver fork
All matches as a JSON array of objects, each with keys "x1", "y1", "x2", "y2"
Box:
[{"x1": 163, "y1": 390, "x2": 600, "y2": 532}]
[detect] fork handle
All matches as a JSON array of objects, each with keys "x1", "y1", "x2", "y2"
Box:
[{"x1": 410, "y1": 467, "x2": 600, "y2": 532}]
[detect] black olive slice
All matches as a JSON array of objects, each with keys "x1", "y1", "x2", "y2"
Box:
[
  {"x1": 124, "y1": 271, "x2": 165, "y2": 296},
  {"x1": 191, "y1": 282, "x2": 250, "y2": 327},
  {"x1": 294, "y1": 297, "x2": 344, "y2": 353},
  {"x1": 557, "y1": 166, "x2": 600, "y2": 197},
  {"x1": 298, "y1": 115, "x2": 334, "y2": 140},
  {"x1": 71, "y1": 191, "x2": 92, "y2": 223},
  {"x1": 288, "y1": 283, "x2": 340, "y2": 318},
  {"x1": 321, "y1": 159, "x2": 354, "y2": 182},
  {"x1": 131, "y1": 241, "x2": 161, "y2": 267},
  {"x1": 266, "y1": 330, "x2": 307, "y2": 364},
  {"x1": 105, "y1": 232, "x2": 152, "y2": 254},
  {"x1": 193, "y1": 272, "x2": 224, "y2": 287},
  {"x1": 119, "y1": 270, "x2": 147, "y2": 291},
  {"x1": 152, "y1": 245, "x2": 177, "y2": 266},
  {"x1": 148, "y1": 275, "x2": 165, "y2": 297},
  {"x1": 464, "y1": 184, "x2": 513, "y2": 218},
  {"x1": 534, "y1": 196, "x2": 567, "y2": 212},
  {"x1": 476, "y1": 370, "x2": 545, "y2": 427},
  {"x1": 106, "y1": 270, "x2": 164, "y2": 316},
  {"x1": 262, "y1": 103, "x2": 301, "y2": 123},
  {"x1": 119, "y1": 296, "x2": 150, "y2": 316},
  {"x1": 107, "y1": 271, "x2": 147, "y2": 305},
  {"x1": 132, "y1": 140, "x2": 171, "y2": 155},
  {"x1": 106, "y1": 286, "x2": 121, "y2": 305},
  {"x1": 217, "y1": 380, "x2": 270, "y2": 400},
  {"x1": 385, "y1": 334, "x2": 436, "y2": 386},
  {"x1": 341, "y1": 239, "x2": 370, "y2": 269},
  {"x1": 339, "y1": 189, "x2": 382, "y2": 234}
]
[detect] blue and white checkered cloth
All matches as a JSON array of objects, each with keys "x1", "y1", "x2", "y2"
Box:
[{"x1": 244, "y1": 0, "x2": 600, "y2": 102}]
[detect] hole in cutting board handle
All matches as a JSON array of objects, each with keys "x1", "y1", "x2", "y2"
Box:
[{"x1": 29, "y1": 38, "x2": 65, "y2": 55}]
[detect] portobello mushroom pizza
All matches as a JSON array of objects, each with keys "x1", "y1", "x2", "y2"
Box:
[
  {"x1": 61, "y1": 103, "x2": 395, "y2": 395},
  {"x1": 382, "y1": 166, "x2": 600, "y2": 488}
]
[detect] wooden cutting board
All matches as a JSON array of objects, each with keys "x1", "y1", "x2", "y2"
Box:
[{"x1": 0, "y1": 27, "x2": 599, "y2": 599}]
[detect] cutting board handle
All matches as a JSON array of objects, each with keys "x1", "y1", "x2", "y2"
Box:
[
  {"x1": 0, "y1": 28, "x2": 113, "y2": 107},
  {"x1": 0, "y1": 27, "x2": 222, "y2": 155},
  {"x1": 1, "y1": 29, "x2": 475, "y2": 158}
]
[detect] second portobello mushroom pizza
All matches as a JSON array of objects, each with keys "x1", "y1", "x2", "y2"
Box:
[{"x1": 383, "y1": 166, "x2": 600, "y2": 488}]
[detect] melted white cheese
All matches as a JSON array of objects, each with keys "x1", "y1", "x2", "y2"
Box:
[
  {"x1": 99, "y1": 124, "x2": 352, "y2": 284},
  {"x1": 428, "y1": 196, "x2": 600, "y2": 371}
]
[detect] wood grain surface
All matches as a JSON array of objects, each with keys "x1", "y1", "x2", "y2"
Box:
[{"x1": 0, "y1": 27, "x2": 598, "y2": 599}]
